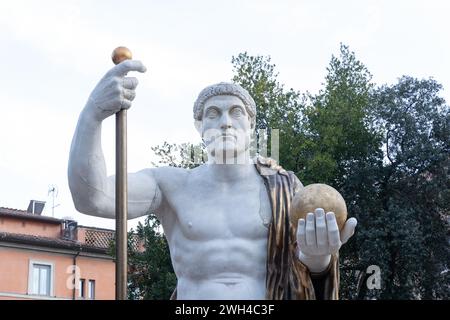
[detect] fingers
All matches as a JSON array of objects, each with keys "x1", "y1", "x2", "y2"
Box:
[
  {"x1": 89, "y1": 61, "x2": 145, "y2": 120},
  {"x1": 106, "y1": 60, "x2": 147, "y2": 78},
  {"x1": 297, "y1": 209, "x2": 352, "y2": 257},
  {"x1": 122, "y1": 89, "x2": 136, "y2": 101},
  {"x1": 297, "y1": 209, "x2": 329, "y2": 255},
  {"x1": 297, "y1": 218, "x2": 307, "y2": 252},
  {"x1": 118, "y1": 79, "x2": 137, "y2": 111},
  {"x1": 123, "y1": 77, "x2": 139, "y2": 90},
  {"x1": 315, "y1": 208, "x2": 327, "y2": 250},
  {"x1": 326, "y1": 212, "x2": 341, "y2": 253},
  {"x1": 120, "y1": 98, "x2": 132, "y2": 110},
  {"x1": 341, "y1": 217, "x2": 357, "y2": 244},
  {"x1": 305, "y1": 212, "x2": 316, "y2": 247}
]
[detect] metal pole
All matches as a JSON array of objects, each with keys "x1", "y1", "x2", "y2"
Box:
[
  {"x1": 115, "y1": 109, "x2": 128, "y2": 300},
  {"x1": 112, "y1": 46, "x2": 133, "y2": 300}
]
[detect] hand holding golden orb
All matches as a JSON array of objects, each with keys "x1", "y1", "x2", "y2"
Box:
[
  {"x1": 111, "y1": 46, "x2": 133, "y2": 65},
  {"x1": 291, "y1": 183, "x2": 348, "y2": 231}
]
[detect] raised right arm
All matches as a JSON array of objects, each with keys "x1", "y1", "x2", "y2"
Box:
[{"x1": 68, "y1": 60, "x2": 161, "y2": 220}]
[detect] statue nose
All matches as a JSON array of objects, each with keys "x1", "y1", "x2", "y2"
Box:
[{"x1": 220, "y1": 114, "x2": 232, "y2": 129}]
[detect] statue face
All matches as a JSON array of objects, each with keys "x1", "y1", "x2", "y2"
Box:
[{"x1": 200, "y1": 95, "x2": 252, "y2": 163}]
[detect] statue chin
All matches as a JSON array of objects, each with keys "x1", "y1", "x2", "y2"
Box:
[{"x1": 207, "y1": 143, "x2": 251, "y2": 164}]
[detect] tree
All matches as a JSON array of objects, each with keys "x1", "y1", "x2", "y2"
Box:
[
  {"x1": 304, "y1": 45, "x2": 449, "y2": 299},
  {"x1": 127, "y1": 214, "x2": 177, "y2": 300},
  {"x1": 297, "y1": 44, "x2": 384, "y2": 299},
  {"x1": 367, "y1": 76, "x2": 450, "y2": 299},
  {"x1": 302, "y1": 44, "x2": 381, "y2": 186},
  {"x1": 231, "y1": 53, "x2": 306, "y2": 172},
  {"x1": 150, "y1": 141, "x2": 205, "y2": 169}
]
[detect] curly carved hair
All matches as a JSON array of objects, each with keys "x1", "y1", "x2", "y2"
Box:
[{"x1": 193, "y1": 82, "x2": 256, "y2": 127}]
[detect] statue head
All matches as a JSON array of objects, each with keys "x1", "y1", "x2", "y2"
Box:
[
  {"x1": 193, "y1": 82, "x2": 257, "y2": 163},
  {"x1": 193, "y1": 82, "x2": 256, "y2": 128}
]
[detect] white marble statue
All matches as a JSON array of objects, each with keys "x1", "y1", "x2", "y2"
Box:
[{"x1": 68, "y1": 60, "x2": 357, "y2": 300}]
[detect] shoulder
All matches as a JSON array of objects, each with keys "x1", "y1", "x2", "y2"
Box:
[
  {"x1": 254, "y1": 156, "x2": 291, "y2": 177},
  {"x1": 286, "y1": 170, "x2": 303, "y2": 195},
  {"x1": 141, "y1": 166, "x2": 191, "y2": 192},
  {"x1": 255, "y1": 156, "x2": 303, "y2": 194}
]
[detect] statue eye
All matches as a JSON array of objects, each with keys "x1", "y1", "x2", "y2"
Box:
[
  {"x1": 231, "y1": 107, "x2": 244, "y2": 117},
  {"x1": 205, "y1": 108, "x2": 219, "y2": 119}
]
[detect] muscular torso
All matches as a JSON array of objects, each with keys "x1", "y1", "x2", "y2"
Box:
[{"x1": 153, "y1": 165, "x2": 272, "y2": 299}]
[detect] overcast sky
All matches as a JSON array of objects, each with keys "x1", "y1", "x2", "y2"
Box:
[{"x1": 0, "y1": 0, "x2": 449, "y2": 230}]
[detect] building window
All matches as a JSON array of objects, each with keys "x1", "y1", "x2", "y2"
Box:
[
  {"x1": 88, "y1": 280, "x2": 95, "y2": 300},
  {"x1": 79, "y1": 279, "x2": 85, "y2": 298},
  {"x1": 28, "y1": 261, "x2": 54, "y2": 296}
]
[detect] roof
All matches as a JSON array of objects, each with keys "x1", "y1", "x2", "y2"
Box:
[
  {"x1": 0, "y1": 207, "x2": 62, "y2": 224},
  {"x1": 0, "y1": 231, "x2": 111, "y2": 255},
  {"x1": 78, "y1": 225, "x2": 116, "y2": 232},
  {"x1": 0, "y1": 206, "x2": 118, "y2": 254}
]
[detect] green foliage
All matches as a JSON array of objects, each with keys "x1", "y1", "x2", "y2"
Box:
[
  {"x1": 231, "y1": 52, "x2": 306, "y2": 172},
  {"x1": 150, "y1": 141, "x2": 205, "y2": 169},
  {"x1": 365, "y1": 76, "x2": 450, "y2": 299},
  {"x1": 302, "y1": 44, "x2": 381, "y2": 186},
  {"x1": 127, "y1": 214, "x2": 177, "y2": 300},
  {"x1": 231, "y1": 53, "x2": 303, "y2": 131}
]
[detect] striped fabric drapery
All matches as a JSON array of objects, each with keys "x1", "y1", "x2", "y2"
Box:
[{"x1": 255, "y1": 156, "x2": 339, "y2": 300}]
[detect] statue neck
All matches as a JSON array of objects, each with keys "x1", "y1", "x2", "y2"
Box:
[{"x1": 205, "y1": 157, "x2": 256, "y2": 183}]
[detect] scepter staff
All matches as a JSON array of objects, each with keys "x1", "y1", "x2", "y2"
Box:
[{"x1": 112, "y1": 46, "x2": 133, "y2": 300}]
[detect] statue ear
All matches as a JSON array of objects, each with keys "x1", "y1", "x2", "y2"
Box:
[
  {"x1": 194, "y1": 120, "x2": 202, "y2": 135},
  {"x1": 249, "y1": 116, "x2": 256, "y2": 130}
]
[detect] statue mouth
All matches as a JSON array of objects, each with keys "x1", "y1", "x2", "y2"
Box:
[
  {"x1": 221, "y1": 136, "x2": 236, "y2": 140},
  {"x1": 220, "y1": 133, "x2": 237, "y2": 141}
]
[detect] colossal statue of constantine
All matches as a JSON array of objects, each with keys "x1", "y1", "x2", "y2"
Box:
[{"x1": 68, "y1": 59, "x2": 357, "y2": 299}]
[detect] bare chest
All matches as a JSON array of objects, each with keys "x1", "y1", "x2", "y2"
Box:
[{"x1": 168, "y1": 179, "x2": 272, "y2": 241}]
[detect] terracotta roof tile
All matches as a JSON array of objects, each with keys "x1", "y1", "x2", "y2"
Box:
[
  {"x1": 0, "y1": 207, "x2": 63, "y2": 223},
  {"x1": 0, "y1": 231, "x2": 111, "y2": 254}
]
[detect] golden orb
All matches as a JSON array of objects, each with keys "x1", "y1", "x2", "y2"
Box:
[
  {"x1": 111, "y1": 46, "x2": 132, "y2": 65},
  {"x1": 291, "y1": 183, "x2": 347, "y2": 231}
]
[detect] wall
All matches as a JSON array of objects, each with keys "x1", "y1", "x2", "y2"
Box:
[
  {"x1": 0, "y1": 246, "x2": 115, "y2": 300},
  {"x1": 0, "y1": 216, "x2": 61, "y2": 238}
]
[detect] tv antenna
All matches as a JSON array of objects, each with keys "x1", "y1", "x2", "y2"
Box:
[{"x1": 48, "y1": 184, "x2": 60, "y2": 217}]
